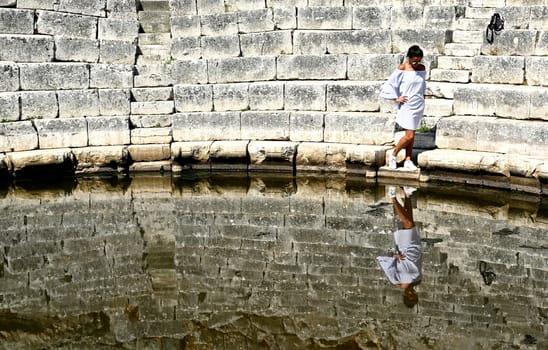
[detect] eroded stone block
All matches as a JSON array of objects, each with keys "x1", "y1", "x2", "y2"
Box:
[
  {"x1": 472, "y1": 56, "x2": 525, "y2": 84},
  {"x1": 34, "y1": 118, "x2": 88, "y2": 149},
  {"x1": 19, "y1": 63, "x2": 89, "y2": 90},
  {"x1": 348, "y1": 54, "x2": 402, "y2": 81},
  {"x1": 99, "y1": 40, "x2": 137, "y2": 64},
  {"x1": 98, "y1": 18, "x2": 139, "y2": 41},
  {"x1": 128, "y1": 144, "x2": 171, "y2": 161},
  {"x1": 285, "y1": 82, "x2": 326, "y2": 111},
  {"x1": 55, "y1": 37, "x2": 99, "y2": 63},
  {"x1": 240, "y1": 31, "x2": 292, "y2": 57},
  {"x1": 131, "y1": 128, "x2": 172, "y2": 144},
  {"x1": 324, "y1": 112, "x2": 393, "y2": 145},
  {"x1": 326, "y1": 82, "x2": 381, "y2": 112},
  {"x1": 213, "y1": 83, "x2": 249, "y2": 111},
  {"x1": 277, "y1": 55, "x2": 346, "y2": 80},
  {"x1": 174, "y1": 84, "x2": 213, "y2": 112},
  {"x1": 58, "y1": 90, "x2": 100, "y2": 118},
  {"x1": 99, "y1": 89, "x2": 131, "y2": 116},
  {"x1": 290, "y1": 112, "x2": 324, "y2": 142},
  {"x1": 241, "y1": 111, "x2": 290, "y2": 140},
  {"x1": 0, "y1": 92, "x2": 19, "y2": 122},
  {"x1": 173, "y1": 112, "x2": 241, "y2": 141},
  {"x1": 238, "y1": 8, "x2": 274, "y2": 33},
  {"x1": 0, "y1": 121, "x2": 37, "y2": 152},
  {"x1": 90, "y1": 64, "x2": 134, "y2": 89},
  {"x1": 20, "y1": 91, "x2": 58, "y2": 120},
  {"x1": 208, "y1": 56, "x2": 276, "y2": 83},
  {"x1": 0, "y1": 35, "x2": 54, "y2": 63},
  {"x1": 0, "y1": 8, "x2": 34, "y2": 34},
  {"x1": 0, "y1": 63, "x2": 19, "y2": 92},
  {"x1": 326, "y1": 30, "x2": 391, "y2": 55},
  {"x1": 87, "y1": 116, "x2": 130, "y2": 146},
  {"x1": 36, "y1": 10, "x2": 98, "y2": 39},
  {"x1": 249, "y1": 82, "x2": 284, "y2": 110},
  {"x1": 298, "y1": 6, "x2": 352, "y2": 30}
]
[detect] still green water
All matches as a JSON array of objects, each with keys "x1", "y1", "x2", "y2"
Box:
[{"x1": 0, "y1": 173, "x2": 546, "y2": 349}]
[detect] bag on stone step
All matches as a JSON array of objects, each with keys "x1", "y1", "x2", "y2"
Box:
[{"x1": 486, "y1": 13, "x2": 504, "y2": 44}]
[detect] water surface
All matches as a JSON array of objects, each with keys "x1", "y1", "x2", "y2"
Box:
[{"x1": 0, "y1": 173, "x2": 546, "y2": 349}]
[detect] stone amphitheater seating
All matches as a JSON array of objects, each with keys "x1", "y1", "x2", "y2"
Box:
[{"x1": 0, "y1": 0, "x2": 546, "y2": 193}]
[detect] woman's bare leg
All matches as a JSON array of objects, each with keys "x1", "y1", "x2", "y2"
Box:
[{"x1": 392, "y1": 130, "x2": 416, "y2": 160}]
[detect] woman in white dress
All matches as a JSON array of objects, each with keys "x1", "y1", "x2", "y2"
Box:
[{"x1": 380, "y1": 45, "x2": 426, "y2": 171}]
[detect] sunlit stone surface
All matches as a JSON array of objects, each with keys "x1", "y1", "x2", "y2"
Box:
[{"x1": 0, "y1": 174, "x2": 546, "y2": 349}]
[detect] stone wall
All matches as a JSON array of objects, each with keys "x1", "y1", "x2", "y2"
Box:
[
  {"x1": 0, "y1": 0, "x2": 547, "y2": 193},
  {"x1": 0, "y1": 175, "x2": 546, "y2": 348}
]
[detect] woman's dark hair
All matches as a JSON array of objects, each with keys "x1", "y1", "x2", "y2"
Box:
[{"x1": 406, "y1": 45, "x2": 423, "y2": 58}]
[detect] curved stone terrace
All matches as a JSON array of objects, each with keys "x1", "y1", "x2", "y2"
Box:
[{"x1": 0, "y1": 0, "x2": 546, "y2": 194}]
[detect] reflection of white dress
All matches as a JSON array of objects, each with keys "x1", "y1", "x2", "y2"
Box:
[
  {"x1": 376, "y1": 226, "x2": 423, "y2": 285},
  {"x1": 380, "y1": 70, "x2": 426, "y2": 130}
]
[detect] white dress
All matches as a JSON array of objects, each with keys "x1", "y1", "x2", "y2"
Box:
[
  {"x1": 376, "y1": 226, "x2": 423, "y2": 285},
  {"x1": 380, "y1": 69, "x2": 426, "y2": 130}
]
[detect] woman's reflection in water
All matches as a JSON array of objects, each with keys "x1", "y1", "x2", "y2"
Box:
[{"x1": 377, "y1": 186, "x2": 423, "y2": 308}]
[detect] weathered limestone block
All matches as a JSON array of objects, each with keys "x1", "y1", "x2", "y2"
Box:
[
  {"x1": 471, "y1": 56, "x2": 525, "y2": 84},
  {"x1": 324, "y1": 112, "x2": 393, "y2": 145},
  {"x1": 424, "y1": 98, "x2": 453, "y2": 117},
  {"x1": 0, "y1": 92, "x2": 19, "y2": 122},
  {"x1": 210, "y1": 140, "x2": 249, "y2": 161},
  {"x1": 72, "y1": 145, "x2": 128, "y2": 169},
  {"x1": 131, "y1": 127, "x2": 172, "y2": 144},
  {"x1": 34, "y1": 118, "x2": 88, "y2": 149},
  {"x1": 58, "y1": 0, "x2": 107, "y2": 17},
  {"x1": 444, "y1": 43, "x2": 481, "y2": 57},
  {"x1": 241, "y1": 111, "x2": 290, "y2": 140},
  {"x1": 238, "y1": 9, "x2": 274, "y2": 33},
  {"x1": 353, "y1": 6, "x2": 390, "y2": 30},
  {"x1": 99, "y1": 40, "x2": 137, "y2": 64},
  {"x1": 90, "y1": 64, "x2": 134, "y2": 89},
  {"x1": 285, "y1": 82, "x2": 326, "y2": 111},
  {"x1": 296, "y1": 142, "x2": 347, "y2": 172},
  {"x1": 277, "y1": 55, "x2": 346, "y2": 80},
  {"x1": 481, "y1": 30, "x2": 536, "y2": 56},
  {"x1": 426, "y1": 82, "x2": 456, "y2": 99},
  {"x1": 508, "y1": 156, "x2": 548, "y2": 180},
  {"x1": 20, "y1": 91, "x2": 58, "y2": 120},
  {"x1": 530, "y1": 6, "x2": 548, "y2": 30},
  {"x1": 174, "y1": 84, "x2": 213, "y2": 112},
  {"x1": 424, "y1": 6, "x2": 458, "y2": 29},
  {"x1": 267, "y1": 0, "x2": 306, "y2": 6},
  {"x1": 430, "y1": 69, "x2": 470, "y2": 83},
  {"x1": 392, "y1": 30, "x2": 452, "y2": 54},
  {"x1": 326, "y1": 82, "x2": 381, "y2": 112},
  {"x1": 0, "y1": 63, "x2": 19, "y2": 92},
  {"x1": 87, "y1": 116, "x2": 130, "y2": 146},
  {"x1": 298, "y1": 6, "x2": 352, "y2": 30},
  {"x1": 326, "y1": 30, "x2": 391, "y2": 54},
  {"x1": 240, "y1": 31, "x2": 293, "y2": 57},
  {"x1": 197, "y1": 0, "x2": 224, "y2": 15},
  {"x1": 36, "y1": 11, "x2": 97, "y2": 39},
  {"x1": 0, "y1": 8, "x2": 34, "y2": 34},
  {"x1": 208, "y1": 57, "x2": 276, "y2": 83},
  {"x1": 224, "y1": 0, "x2": 265, "y2": 11},
  {"x1": 0, "y1": 121, "x2": 37, "y2": 152},
  {"x1": 128, "y1": 144, "x2": 171, "y2": 161},
  {"x1": 273, "y1": 7, "x2": 296, "y2": 30},
  {"x1": 130, "y1": 114, "x2": 172, "y2": 128},
  {"x1": 171, "y1": 16, "x2": 201, "y2": 37},
  {"x1": 248, "y1": 140, "x2": 296, "y2": 168},
  {"x1": 58, "y1": 90, "x2": 100, "y2": 118},
  {"x1": 530, "y1": 87, "x2": 548, "y2": 120},
  {"x1": 131, "y1": 87, "x2": 173, "y2": 102},
  {"x1": 171, "y1": 37, "x2": 201, "y2": 60},
  {"x1": 106, "y1": 0, "x2": 138, "y2": 15},
  {"x1": 213, "y1": 83, "x2": 249, "y2": 111},
  {"x1": 7, "y1": 148, "x2": 75, "y2": 172},
  {"x1": 16, "y1": 0, "x2": 57, "y2": 9},
  {"x1": 98, "y1": 89, "x2": 131, "y2": 116},
  {"x1": 249, "y1": 82, "x2": 284, "y2": 110},
  {"x1": 98, "y1": 18, "x2": 139, "y2": 41},
  {"x1": 534, "y1": 29, "x2": 548, "y2": 56},
  {"x1": 437, "y1": 56, "x2": 474, "y2": 70},
  {"x1": 347, "y1": 54, "x2": 402, "y2": 81},
  {"x1": 172, "y1": 112, "x2": 241, "y2": 141},
  {"x1": 346, "y1": 144, "x2": 390, "y2": 167},
  {"x1": 290, "y1": 112, "x2": 324, "y2": 142},
  {"x1": 452, "y1": 30, "x2": 483, "y2": 44},
  {"x1": 293, "y1": 30, "x2": 327, "y2": 55},
  {"x1": 476, "y1": 118, "x2": 547, "y2": 157},
  {"x1": 19, "y1": 63, "x2": 89, "y2": 90},
  {"x1": 55, "y1": 37, "x2": 99, "y2": 63},
  {"x1": 454, "y1": 84, "x2": 543, "y2": 119},
  {"x1": 201, "y1": 13, "x2": 239, "y2": 36},
  {"x1": 436, "y1": 116, "x2": 548, "y2": 157},
  {"x1": 525, "y1": 57, "x2": 548, "y2": 86},
  {"x1": 418, "y1": 149, "x2": 509, "y2": 176},
  {"x1": 390, "y1": 6, "x2": 424, "y2": 30},
  {"x1": 201, "y1": 35, "x2": 240, "y2": 59},
  {"x1": 131, "y1": 101, "x2": 174, "y2": 115},
  {"x1": 170, "y1": 60, "x2": 208, "y2": 84},
  {"x1": 171, "y1": 141, "x2": 212, "y2": 162},
  {"x1": 0, "y1": 35, "x2": 54, "y2": 62}
]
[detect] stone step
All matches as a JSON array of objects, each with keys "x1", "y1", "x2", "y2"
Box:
[
  {"x1": 138, "y1": 33, "x2": 171, "y2": 45},
  {"x1": 436, "y1": 56, "x2": 474, "y2": 70},
  {"x1": 430, "y1": 68, "x2": 470, "y2": 83},
  {"x1": 451, "y1": 30, "x2": 483, "y2": 43},
  {"x1": 455, "y1": 18, "x2": 487, "y2": 31},
  {"x1": 140, "y1": 0, "x2": 170, "y2": 11},
  {"x1": 138, "y1": 44, "x2": 171, "y2": 56},
  {"x1": 444, "y1": 43, "x2": 482, "y2": 56},
  {"x1": 136, "y1": 54, "x2": 172, "y2": 65},
  {"x1": 140, "y1": 21, "x2": 171, "y2": 33}
]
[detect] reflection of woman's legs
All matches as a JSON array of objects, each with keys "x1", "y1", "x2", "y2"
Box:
[
  {"x1": 392, "y1": 129, "x2": 416, "y2": 161},
  {"x1": 392, "y1": 196, "x2": 414, "y2": 229}
]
